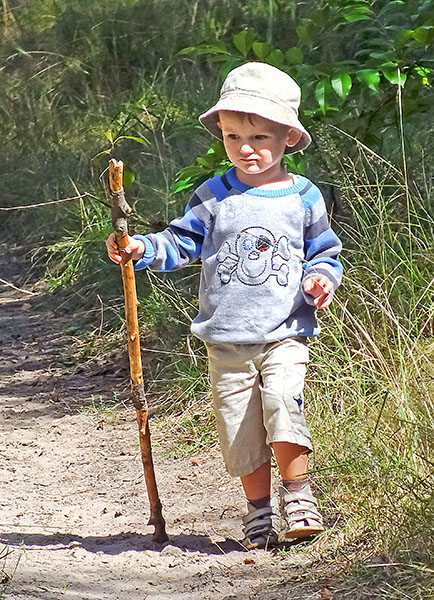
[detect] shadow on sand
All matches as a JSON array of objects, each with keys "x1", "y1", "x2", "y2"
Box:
[{"x1": 0, "y1": 530, "x2": 245, "y2": 556}]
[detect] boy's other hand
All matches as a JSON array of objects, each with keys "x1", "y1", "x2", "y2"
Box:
[
  {"x1": 303, "y1": 275, "x2": 334, "y2": 309},
  {"x1": 105, "y1": 233, "x2": 145, "y2": 264}
]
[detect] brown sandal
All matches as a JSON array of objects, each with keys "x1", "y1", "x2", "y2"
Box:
[
  {"x1": 241, "y1": 497, "x2": 280, "y2": 549},
  {"x1": 279, "y1": 487, "x2": 325, "y2": 540}
]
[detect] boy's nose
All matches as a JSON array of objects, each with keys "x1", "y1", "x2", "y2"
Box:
[{"x1": 240, "y1": 143, "x2": 254, "y2": 154}]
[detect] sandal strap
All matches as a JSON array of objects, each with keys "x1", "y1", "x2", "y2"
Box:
[
  {"x1": 242, "y1": 498, "x2": 280, "y2": 547},
  {"x1": 280, "y1": 490, "x2": 319, "y2": 506},
  {"x1": 243, "y1": 504, "x2": 276, "y2": 526},
  {"x1": 284, "y1": 502, "x2": 322, "y2": 517},
  {"x1": 287, "y1": 510, "x2": 323, "y2": 525}
]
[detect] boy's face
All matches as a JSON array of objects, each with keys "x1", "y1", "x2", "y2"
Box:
[{"x1": 217, "y1": 111, "x2": 302, "y2": 186}]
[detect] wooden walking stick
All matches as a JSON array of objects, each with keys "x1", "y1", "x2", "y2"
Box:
[{"x1": 108, "y1": 158, "x2": 168, "y2": 544}]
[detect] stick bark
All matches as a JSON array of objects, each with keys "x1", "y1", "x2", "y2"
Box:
[{"x1": 108, "y1": 158, "x2": 168, "y2": 543}]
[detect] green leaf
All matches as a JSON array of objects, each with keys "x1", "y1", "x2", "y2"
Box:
[
  {"x1": 311, "y1": 6, "x2": 330, "y2": 27},
  {"x1": 118, "y1": 135, "x2": 149, "y2": 146},
  {"x1": 267, "y1": 49, "x2": 284, "y2": 69},
  {"x1": 331, "y1": 73, "x2": 352, "y2": 99},
  {"x1": 369, "y1": 51, "x2": 396, "y2": 62},
  {"x1": 381, "y1": 62, "x2": 406, "y2": 86},
  {"x1": 171, "y1": 144, "x2": 231, "y2": 195},
  {"x1": 303, "y1": 108, "x2": 323, "y2": 116},
  {"x1": 179, "y1": 41, "x2": 229, "y2": 56},
  {"x1": 296, "y1": 22, "x2": 316, "y2": 46},
  {"x1": 394, "y1": 29, "x2": 415, "y2": 46},
  {"x1": 207, "y1": 141, "x2": 227, "y2": 161},
  {"x1": 104, "y1": 130, "x2": 114, "y2": 143},
  {"x1": 197, "y1": 156, "x2": 216, "y2": 169},
  {"x1": 415, "y1": 66, "x2": 431, "y2": 76},
  {"x1": 171, "y1": 178, "x2": 194, "y2": 194},
  {"x1": 315, "y1": 80, "x2": 333, "y2": 114},
  {"x1": 412, "y1": 26, "x2": 434, "y2": 45},
  {"x1": 285, "y1": 47, "x2": 303, "y2": 65},
  {"x1": 233, "y1": 30, "x2": 255, "y2": 57},
  {"x1": 176, "y1": 165, "x2": 207, "y2": 180},
  {"x1": 123, "y1": 171, "x2": 135, "y2": 187},
  {"x1": 15, "y1": 45, "x2": 32, "y2": 58},
  {"x1": 379, "y1": 0, "x2": 405, "y2": 12},
  {"x1": 344, "y1": 13, "x2": 371, "y2": 23},
  {"x1": 283, "y1": 153, "x2": 307, "y2": 175},
  {"x1": 220, "y1": 57, "x2": 243, "y2": 81},
  {"x1": 356, "y1": 69, "x2": 380, "y2": 91},
  {"x1": 415, "y1": 66, "x2": 432, "y2": 85},
  {"x1": 342, "y1": 4, "x2": 372, "y2": 23},
  {"x1": 252, "y1": 41, "x2": 272, "y2": 61}
]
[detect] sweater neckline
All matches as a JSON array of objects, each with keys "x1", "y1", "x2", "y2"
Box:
[{"x1": 225, "y1": 167, "x2": 307, "y2": 198}]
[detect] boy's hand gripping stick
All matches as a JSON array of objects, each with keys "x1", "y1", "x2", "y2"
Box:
[{"x1": 108, "y1": 158, "x2": 168, "y2": 543}]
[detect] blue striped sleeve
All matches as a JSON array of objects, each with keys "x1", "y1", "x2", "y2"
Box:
[
  {"x1": 300, "y1": 183, "x2": 343, "y2": 290},
  {"x1": 133, "y1": 191, "x2": 210, "y2": 272}
]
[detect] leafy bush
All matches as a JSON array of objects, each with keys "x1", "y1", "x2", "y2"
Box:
[{"x1": 179, "y1": 0, "x2": 434, "y2": 183}]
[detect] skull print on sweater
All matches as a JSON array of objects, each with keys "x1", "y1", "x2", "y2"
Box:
[{"x1": 133, "y1": 167, "x2": 342, "y2": 344}]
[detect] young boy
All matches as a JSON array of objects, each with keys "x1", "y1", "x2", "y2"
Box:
[{"x1": 106, "y1": 62, "x2": 342, "y2": 549}]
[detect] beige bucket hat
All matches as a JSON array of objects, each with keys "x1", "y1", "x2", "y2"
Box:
[{"x1": 199, "y1": 62, "x2": 311, "y2": 154}]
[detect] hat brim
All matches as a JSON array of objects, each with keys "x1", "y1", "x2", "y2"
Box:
[{"x1": 199, "y1": 94, "x2": 311, "y2": 154}]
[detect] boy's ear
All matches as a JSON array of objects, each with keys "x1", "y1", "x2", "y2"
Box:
[
  {"x1": 287, "y1": 128, "x2": 302, "y2": 147},
  {"x1": 217, "y1": 121, "x2": 222, "y2": 130}
]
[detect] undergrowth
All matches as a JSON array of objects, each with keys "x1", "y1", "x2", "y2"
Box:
[
  {"x1": 82, "y1": 392, "x2": 122, "y2": 426},
  {"x1": 306, "y1": 148, "x2": 433, "y2": 565}
]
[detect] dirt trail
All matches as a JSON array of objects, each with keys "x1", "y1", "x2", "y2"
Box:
[{"x1": 0, "y1": 246, "x2": 329, "y2": 600}]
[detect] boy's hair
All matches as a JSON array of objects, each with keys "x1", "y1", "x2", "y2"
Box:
[
  {"x1": 221, "y1": 111, "x2": 259, "y2": 126},
  {"x1": 199, "y1": 62, "x2": 311, "y2": 154}
]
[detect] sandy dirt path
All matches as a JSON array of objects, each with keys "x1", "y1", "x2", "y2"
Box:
[{"x1": 0, "y1": 246, "x2": 332, "y2": 600}]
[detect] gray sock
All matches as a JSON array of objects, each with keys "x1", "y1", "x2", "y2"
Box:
[
  {"x1": 249, "y1": 495, "x2": 271, "y2": 509},
  {"x1": 282, "y1": 478, "x2": 311, "y2": 495}
]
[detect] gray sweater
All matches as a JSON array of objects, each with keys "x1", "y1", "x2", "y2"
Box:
[{"x1": 134, "y1": 168, "x2": 342, "y2": 343}]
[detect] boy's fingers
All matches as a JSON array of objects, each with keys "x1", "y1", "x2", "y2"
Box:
[
  {"x1": 121, "y1": 237, "x2": 141, "y2": 254},
  {"x1": 107, "y1": 249, "x2": 122, "y2": 263},
  {"x1": 315, "y1": 294, "x2": 332, "y2": 309},
  {"x1": 303, "y1": 277, "x2": 314, "y2": 293},
  {"x1": 314, "y1": 288, "x2": 334, "y2": 309},
  {"x1": 322, "y1": 280, "x2": 334, "y2": 295},
  {"x1": 106, "y1": 236, "x2": 145, "y2": 263},
  {"x1": 106, "y1": 234, "x2": 118, "y2": 251},
  {"x1": 315, "y1": 276, "x2": 331, "y2": 289},
  {"x1": 304, "y1": 275, "x2": 334, "y2": 298},
  {"x1": 304, "y1": 277, "x2": 323, "y2": 296},
  {"x1": 105, "y1": 233, "x2": 125, "y2": 264},
  {"x1": 124, "y1": 240, "x2": 140, "y2": 254},
  {"x1": 305, "y1": 274, "x2": 335, "y2": 309}
]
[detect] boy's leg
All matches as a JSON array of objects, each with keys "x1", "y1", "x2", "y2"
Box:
[
  {"x1": 259, "y1": 339, "x2": 324, "y2": 539},
  {"x1": 240, "y1": 460, "x2": 272, "y2": 504},
  {"x1": 272, "y1": 443, "x2": 324, "y2": 540},
  {"x1": 206, "y1": 342, "x2": 279, "y2": 549},
  {"x1": 272, "y1": 441, "x2": 309, "y2": 480},
  {"x1": 239, "y1": 461, "x2": 280, "y2": 549}
]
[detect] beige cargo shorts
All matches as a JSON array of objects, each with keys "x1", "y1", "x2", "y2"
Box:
[{"x1": 207, "y1": 337, "x2": 312, "y2": 478}]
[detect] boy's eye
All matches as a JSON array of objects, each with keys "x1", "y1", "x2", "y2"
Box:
[
  {"x1": 227, "y1": 134, "x2": 239, "y2": 140},
  {"x1": 255, "y1": 135, "x2": 268, "y2": 140}
]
